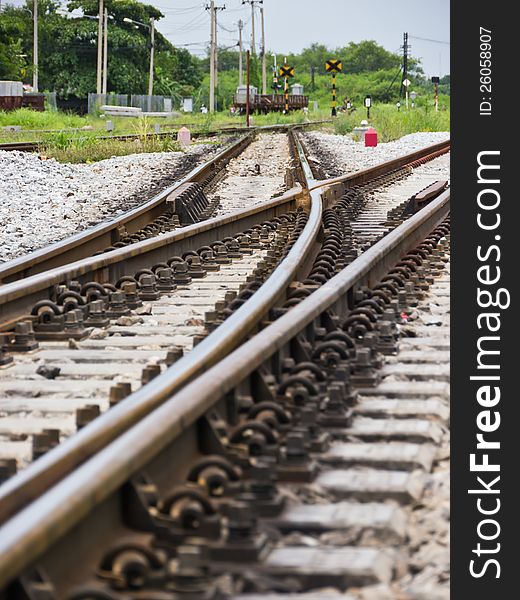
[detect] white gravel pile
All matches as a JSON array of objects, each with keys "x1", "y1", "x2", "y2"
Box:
[
  {"x1": 0, "y1": 143, "x2": 219, "y2": 263},
  {"x1": 304, "y1": 131, "x2": 450, "y2": 178}
]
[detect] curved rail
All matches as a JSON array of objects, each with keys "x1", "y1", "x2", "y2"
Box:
[
  {"x1": 0, "y1": 132, "x2": 254, "y2": 285},
  {"x1": 0, "y1": 139, "x2": 450, "y2": 521},
  {"x1": 0, "y1": 151, "x2": 320, "y2": 525},
  {"x1": 0, "y1": 187, "x2": 450, "y2": 590}
]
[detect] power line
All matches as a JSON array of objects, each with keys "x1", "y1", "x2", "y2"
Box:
[{"x1": 409, "y1": 35, "x2": 450, "y2": 45}]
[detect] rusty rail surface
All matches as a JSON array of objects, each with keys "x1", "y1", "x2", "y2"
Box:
[
  {"x1": 0, "y1": 139, "x2": 450, "y2": 522},
  {"x1": 0, "y1": 134, "x2": 320, "y2": 524},
  {"x1": 0, "y1": 187, "x2": 450, "y2": 592},
  {"x1": 0, "y1": 133, "x2": 254, "y2": 285},
  {"x1": 0, "y1": 123, "x2": 332, "y2": 286},
  {"x1": 0, "y1": 186, "x2": 304, "y2": 327}
]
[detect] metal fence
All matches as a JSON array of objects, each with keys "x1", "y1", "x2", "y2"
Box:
[
  {"x1": 87, "y1": 93, "x2": 128, "y2": 114},
  {"x1": 87, "y1": 93, "x2": 176, "y2": 114},
  {"x1": 44, "y1": 91, "x2": 57, "y2": 111}
]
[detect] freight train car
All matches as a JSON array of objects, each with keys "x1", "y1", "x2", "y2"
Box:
[{"x1": 232, "y1": 85, "x2": 309, "y2": 114}]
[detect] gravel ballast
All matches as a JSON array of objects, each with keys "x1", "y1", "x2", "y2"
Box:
[
  {"x1": 0, "y1": 143, "x2": 221, "y2": 263},
  {"x1": 212, "y1": 132, "x2": 291, "y2": 214},
  {"x1": 303, "y1": 131, "x2": 450, "y2": 179}
]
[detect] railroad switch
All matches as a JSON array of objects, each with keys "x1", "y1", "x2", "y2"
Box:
[
  {"x1": 109, "y1": 382, "x2": 132, "y2": 407},
  {"x1": 137, "y1": 275, "x2": 161, "y2": 301},
  {"x1": 142, "y1": 364, "x2": 161, "y2": 385},
  {"x1": 106, "y1": 291, "x2": 132, "y2": 318},
  {"x1": 276, "y1": 431, "x2": 318, "y2": 483},
  {"x1": 207, "y1": 501, "x2": 270, "y2": 563},
  {"x1": 76, "y1": 405, "x2": 101, "y2": 430},
  {"x1": 84, "y1": 299, "x2": 111, "y2": 328},
  {"x1": 32, "y1": 429, "x2": 60, "y2": 460},
  {"x1": 2, "y1": 321, "x2": 39, "y2": 352},
  {"x1": 0, "y1": 458, "x2": 17, "y2": 483},
  {"x1": 118, "y1": 280, "x2": 143, "y2": 310},
  {"x1": 0, "y1": 346, "x2": 13, "y2": 366},
  {"x1": 170, "y1": 260, "x2": 192, "y2": 286}
]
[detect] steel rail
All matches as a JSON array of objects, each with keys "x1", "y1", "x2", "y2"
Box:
[
  {"x1": 0, "y1": 188, "x2": 450, "y2": 590},
  {"x1": 0, "y1": 185, "x2": 305, "y2": 327},
  {"x1": 0, "y1": 138, "x2": 450, "y2": 520},
  {"x1": 0, "y1": 120, "x2": 332, "y2": 153},
  {"x1": 0, "y1": 132, "x2": 254, "y2": 284},
  {"x1": 0, "y1": 123, "x2": 330, "y2": 285},
  {"x1": 0, "y1": 191, "x2": 320, "y2": 526},
  {"x1": 311, "y1": 139, "x2": 450, "y2": 193}
]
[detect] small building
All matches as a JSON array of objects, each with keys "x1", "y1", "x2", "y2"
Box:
[
  {"x1": 234, "y1": 85, "x2": 258, "y2": 105},
  {"x1": 0, "y1": 81, "x2": 23, "y2": 111},
  {"x1": 291, "y1": 83, "x2": 304, "y2": 96}
]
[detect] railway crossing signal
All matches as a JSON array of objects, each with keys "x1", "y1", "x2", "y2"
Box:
[
  {"x1": 279, "y1": 63, "x2": 294, "y2": 113},
  {"x1": 326, "y1": 58, "x2": 342, "y2": 117},
  {"x1": 279, "y1": 65, "x2": 295, "y2": 78},
  {"x1": 325, "y1": 59, "x2": 342, "y2": 73}
]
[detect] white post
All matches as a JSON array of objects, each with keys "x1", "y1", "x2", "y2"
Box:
[
  {"x1": 405, "y1": 89, "x2": 409, "y2": 109},
  {"x1": 148, "y1": 18, "x2": 155, "y2": 97},
  {"x1": 96, "y1": 0, "x2": 103, "y2": 94},
  {"x1": 33, "y1": 0, "x2": 38, "y2": 92},
  {"x1": 209, "y1": 1, "x2": 215, "y2": 112},
  {"x1": 213, "y1": 7, "x2": 218, "y2": 88},
  {"x1": 260, "y1": 7, "x2": 266, "y2": 94},
  {"x1": 238, "y1": 19, "x2": 243, "y2": 87},
  {"x1": 102, "y1": 8, "x2": 108, "y2": 94}
]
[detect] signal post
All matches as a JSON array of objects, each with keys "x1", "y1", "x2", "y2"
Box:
[
  {"x1": 279, "y1": 62, "x2": 295, "y2": 114},
  {"x1": 326, "y1": 59, "x2": 342, "y2": 116}
]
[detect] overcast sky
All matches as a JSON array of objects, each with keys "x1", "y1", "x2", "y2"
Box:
[{"x1": 7, "y1": 0, "x2": 450, "y2": 76}]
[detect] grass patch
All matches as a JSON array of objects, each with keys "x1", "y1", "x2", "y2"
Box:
[
  {"x1": 332, "y1": 104, "x2": 450, "y2": 142},
  {"x1": 0, "y1": 108, "x2": 90, "y2": 130},
  {"x1": 1, "y1": 104, "x2": 449, "y2": 159},
  {"x1": 39, "y1": 132, "x2": 183, "y2": 163}
]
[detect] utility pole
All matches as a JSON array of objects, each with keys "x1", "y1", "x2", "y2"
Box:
[
  {"x1": 206, "y1": 2, "x2": 225, "y2": 112},
  {"x1": 102, "y1": 7, "x2": 108, "y2": 94},
  {"x1": 148, "y1": 17, "x2": 155, "y2": 96},
  {"x1": 32, "y1": 0, "x2": 38, "y2": 92},
  {"x1": 400, "y1": 32, "x2": 409, "y2": 101},
  {"x1": 260, "y1": 6, "x2": 266, "y2": 94},
  {"x1": 250, "y1": 2, "x2": 255, "y2": 55},
  {"x1": 246, "y1": 49, "x2": 250, "y2": 127},
  {"x1": 96, "y1": 0, "x2": 104, "y2": 94},
  {"x1": 242, "y1": 0, "x2": 263, "y2": 56},
  {"x1": 238, "y1": 19, "x2": 244, "y2": 86},
  {"x1": 207, "y1": 2, "x2": 215, "y2": 112}
]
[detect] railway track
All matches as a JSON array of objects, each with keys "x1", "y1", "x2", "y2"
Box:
[
  {"x1": 0, "y1": 121, "x2": 332, "y2": 154},
  {"x1": 0, "y1": 134, "x2": 450, "y2": 598},
  {"x1": 0, "y1": 126, "x2": 310, "y2": 285}
]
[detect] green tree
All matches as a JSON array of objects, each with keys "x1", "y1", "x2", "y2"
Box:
[{"x1": 0, "y1": 0, "x2": 201, "y2": 99}]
